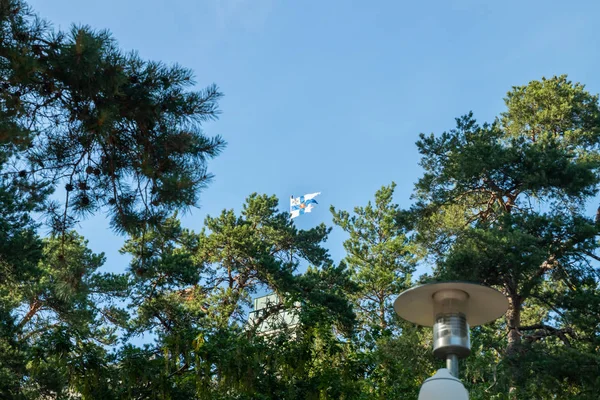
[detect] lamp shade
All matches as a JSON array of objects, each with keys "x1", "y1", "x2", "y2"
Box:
[
  {"x1": 418, "y1": 369, "x2": 469, "y2": 400},
  {"x1": 394, "y1": 281, "x2": 508, "y2": 327}
]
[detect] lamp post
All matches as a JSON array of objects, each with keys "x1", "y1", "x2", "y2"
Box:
[{"x1": 394, "y1": 282, "x2": 508, "y2": 399}]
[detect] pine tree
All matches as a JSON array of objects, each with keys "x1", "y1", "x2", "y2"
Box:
[
  {"x1": 332, "y1": 183, "x2": 433, "y2": 398},
  {"x1": 119, "y1": 194, "x2": 357, "y2": 398},
  {"x1": 1, "y1": 1, "x2": 225, "y2": 397},
  {"x1": 413, "y1": 75, "x2": 600, "y2": 398},
  {"x1": 1, "y1": 0, "x2": 225, "y2": 235},
  {"x1": 331, "y1": 183, "x2": 417, "y2": 335},
  {"x1": 0, "y1": 232, "x2": 128, "y2": 398}
]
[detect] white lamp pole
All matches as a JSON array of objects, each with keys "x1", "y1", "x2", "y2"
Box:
[{"x1": 393, "y1": 282, "x2": 508, "y2": 399}]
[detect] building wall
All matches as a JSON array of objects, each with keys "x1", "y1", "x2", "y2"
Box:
[{"x1": 247, "y1": 293, "x2": 300, "y2": 335}]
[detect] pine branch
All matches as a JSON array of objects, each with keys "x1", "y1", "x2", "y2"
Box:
[
  {"x1": 16, "y1": 299, "x2": 42, "y2": 331},
  {"x1": 582, "y1": 250, "x2": 600, "y2": 262},
  {"x1": 246, "y1": 303, "x2": 286, "y2": 335},
  {"x1": 519, "y1": 323, "x2": 574, "y2": 347}
]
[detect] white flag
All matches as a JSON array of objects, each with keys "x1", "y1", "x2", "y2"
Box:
[{"x1": 290, "y1": 192, "x2": 321, "y2": 219}]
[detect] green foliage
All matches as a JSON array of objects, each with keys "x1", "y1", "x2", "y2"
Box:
[
  {"x1": 332, "y1": 183, "x2": 430, "y2": 398},
  {"x1": 3, "y1": 2, "x2": 600, "y2": 398},
  {"x1": 413, "y1": 75, "x2": 600, "y2": 398},
  {"x1": 0, "y1": 1, "x2": 224, "y2": 397},
  {"x1": 117, "y1": 194, "x2": 358, "y2": 398},
  {"x1": 0, "y1": 231, "x2": 128, "y2": 398},
  {"x1": 332, "y1": 183, "x2": 417, "y2": 334},
  {"x1": 502, "y1": 75, "x2": 600, "y2": 151},
  {"x1": 1, "y1": 0, "x2": 225, "y2": 234}
]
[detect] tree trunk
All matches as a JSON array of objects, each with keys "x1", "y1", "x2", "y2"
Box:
[
  {"x1": 17, "y1": 300, "x2": 41, "y2": 331},
  {"x1": 379, "y1": 296, "x2": 387, "y2": 331},
  {"x1": 506, "y1": 293, "x2": 521, "y2": 399}
]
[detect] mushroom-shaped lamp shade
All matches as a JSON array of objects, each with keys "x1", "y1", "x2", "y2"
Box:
[
  {"x1": 393, "y1": 282, "x2": 509, "y2": 327},
  {"x1": 394, "y1": 282, "x2": 509, "y2": 359}
]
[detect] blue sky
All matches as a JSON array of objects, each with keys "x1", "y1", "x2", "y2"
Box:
[{"x1": 27, "y1": 0, "x2": 600, "y2": 277}]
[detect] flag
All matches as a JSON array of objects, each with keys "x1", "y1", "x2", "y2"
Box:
[{"x1": 290, "y1": 192, "x2": 320, "y2": 219}]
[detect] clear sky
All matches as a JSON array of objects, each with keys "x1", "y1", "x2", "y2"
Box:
[{"x1": 27, "y1": 0, "x2": 600, "y2": 277}]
